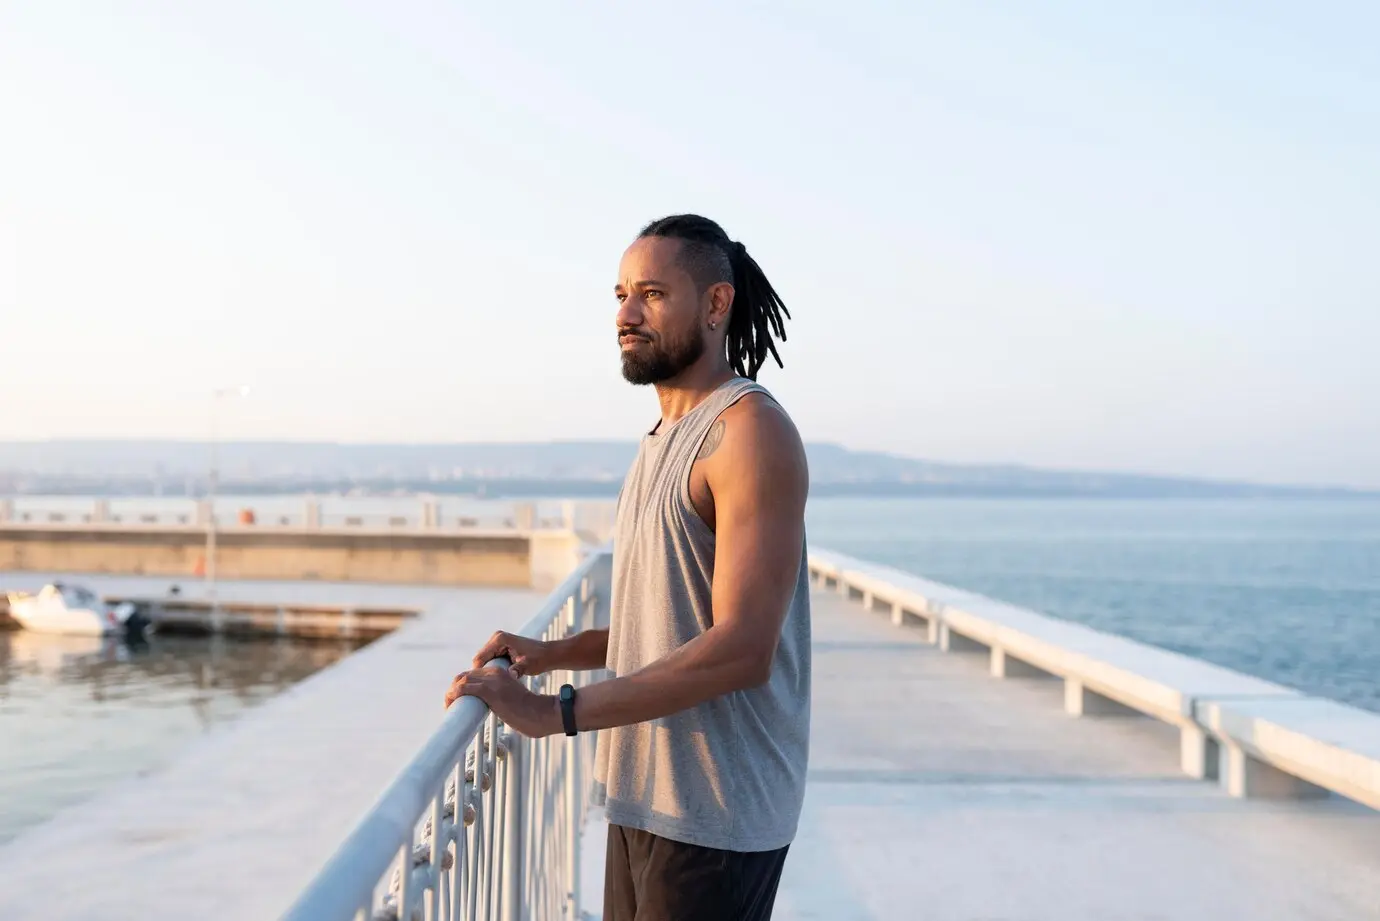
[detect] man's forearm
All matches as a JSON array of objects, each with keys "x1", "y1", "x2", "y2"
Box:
[
  {"x1": 569, "y1": 626, "x2": 766, "y2": 733},
  {"x1": 547, "y1": 628, "x2": 609, "y2": 672}
]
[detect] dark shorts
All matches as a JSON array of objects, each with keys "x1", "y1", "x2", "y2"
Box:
[{"x1": 603, "y1": 823, "x2": 790, "y2": 921}]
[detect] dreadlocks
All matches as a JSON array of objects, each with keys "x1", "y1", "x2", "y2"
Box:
[{"x1": 638, "y1": 214, "x2": 791, "y2": 381}]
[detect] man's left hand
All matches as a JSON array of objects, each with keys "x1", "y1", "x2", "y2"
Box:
[{"x1": 444, "y1": 666, "x2": 561, "y2": 739}]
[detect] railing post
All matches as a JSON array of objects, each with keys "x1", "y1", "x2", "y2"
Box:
[
  {"x1": 564, "y1": 592, "x2": 584, "y2": 918},
  {"x1": 565, "y1": 708, "x2": 580, "y2": 920},
  {"x1": 500, "y1": 735, "x2": 526, "y2": 921}
]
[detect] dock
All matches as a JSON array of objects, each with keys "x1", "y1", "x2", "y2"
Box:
[
  {"x1": 0, "y1": 547, "x2": 1376, "y2": 920},
  {"x1": 114, "y1": 596, "x2": 417, "y2": 640},
  {"x1": 0, "y1": 575, "x2": 419, "y2": 640}
]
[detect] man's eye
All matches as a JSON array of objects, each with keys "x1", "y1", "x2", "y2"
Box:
[
  {"x1": 615, "y1": 293, "x2": 627, "y2": 303},
  {"x1": 645, "y1": 290, "x2": 663, "y2": 300}
]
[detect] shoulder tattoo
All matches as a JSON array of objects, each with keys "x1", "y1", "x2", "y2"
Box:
[{"x1": 697, "y1": 420, "x2": 726, "y2": 460}]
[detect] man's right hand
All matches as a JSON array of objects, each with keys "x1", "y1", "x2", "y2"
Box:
[{"x1": 472, "y1": 631, "x2": 557, "y2": 678}]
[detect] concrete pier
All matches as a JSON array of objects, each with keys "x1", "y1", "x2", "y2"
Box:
[
  {"x1": 3, "y1": 548, "x2": 1377, "y2": 919},
  {"x1": 0, "y1": 523, "x2": 585, "y2": 590},
  {"x1": 577, "y1": 586, "x2": 1380, "y2": 920}
]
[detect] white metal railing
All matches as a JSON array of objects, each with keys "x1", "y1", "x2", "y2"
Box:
[
  {"x1": 0, "y1": 497, "x2": 617, "y2": 535},
  {"x1": 280, "y1": 549, "x2": 611, "y2": 921}
]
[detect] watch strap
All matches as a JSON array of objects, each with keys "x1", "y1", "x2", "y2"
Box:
[{"x1": 559, "y1": 684, "x2": 578, "y2": 737}]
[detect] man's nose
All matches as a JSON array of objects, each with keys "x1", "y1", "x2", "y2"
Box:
[{"x1": 616, "y1": 297, "x2": 643, "y2": 330}]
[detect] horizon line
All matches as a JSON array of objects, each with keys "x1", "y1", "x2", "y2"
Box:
[{"x1": 0, "y1": 436, "x2": 1375, "y2": 495}]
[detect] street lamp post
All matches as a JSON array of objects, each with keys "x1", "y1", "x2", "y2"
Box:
[{"x1": 207, "y1": 385, "x2": 250, "y2": 627}]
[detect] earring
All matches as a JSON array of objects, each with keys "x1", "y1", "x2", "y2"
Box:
[{"x1": 709, "y1": 322, "x2": 716, "y2": 330}]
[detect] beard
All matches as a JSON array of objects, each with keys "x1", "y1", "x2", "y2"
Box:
[{"x1": 620, "y1": 327, "x2": 705, "y2": 385}]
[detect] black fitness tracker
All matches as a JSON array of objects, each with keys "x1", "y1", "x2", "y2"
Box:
[{"x1": 559, "y1": 684, "x2": 578, "y2": 737}]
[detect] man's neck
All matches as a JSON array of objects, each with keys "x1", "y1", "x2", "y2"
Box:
[{"x1": 653, "y1": 363, "x2": 736, "y2": 429}]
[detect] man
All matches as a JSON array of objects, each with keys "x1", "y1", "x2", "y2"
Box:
[{"x1": 445, "y1": 214, "x2": 811, "y2": 921}]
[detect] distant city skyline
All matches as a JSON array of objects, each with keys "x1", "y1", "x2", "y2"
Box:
[{"x1": 2, "y1": 4, "x2": 1377, "y2": 488}]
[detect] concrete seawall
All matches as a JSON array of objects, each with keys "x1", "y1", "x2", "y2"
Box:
[{"x1": 0, "y1": 524, "x2": 584, "y2": 591}]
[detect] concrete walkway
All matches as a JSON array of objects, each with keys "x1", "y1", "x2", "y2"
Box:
[{"x1": 582, "y1": 588, "x2": 1380, "y2": 920}]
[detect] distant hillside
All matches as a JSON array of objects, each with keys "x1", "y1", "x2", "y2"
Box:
[{"x1": 0, "y1": 439, "x2": 1370, "y2": 499}]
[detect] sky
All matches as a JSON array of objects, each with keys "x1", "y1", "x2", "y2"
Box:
[{"x1": 1, "y1": 1, "x2": 1377, "y2": 488}]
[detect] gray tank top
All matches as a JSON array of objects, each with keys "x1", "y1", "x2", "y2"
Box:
[{"x1": 591, "y1": 376, "x2": 812, "y2": 852}]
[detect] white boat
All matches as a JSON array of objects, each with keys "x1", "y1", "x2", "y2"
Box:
[{"x1": 5, "y1": 582, "x2": 143, "y2": 637}]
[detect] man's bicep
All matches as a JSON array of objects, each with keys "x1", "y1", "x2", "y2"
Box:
[{"x1": 708, "y1": 412, "x2": 808, "y2": 642}]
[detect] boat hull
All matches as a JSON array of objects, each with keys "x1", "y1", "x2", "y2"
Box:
[{"x1": 6, "y1": 597, "x2": 118, "y2": 636}]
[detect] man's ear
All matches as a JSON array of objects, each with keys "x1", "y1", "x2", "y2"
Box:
[{"x1": 708, "y1": 281, "x2": 735, "y2": 329}]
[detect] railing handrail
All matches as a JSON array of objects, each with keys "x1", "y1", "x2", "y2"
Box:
[{"x1": 279, "y1": 549, "x2": 610, "y2": 921}]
